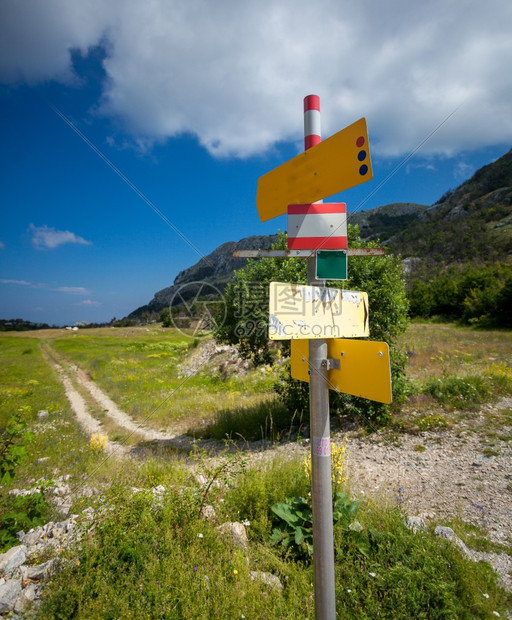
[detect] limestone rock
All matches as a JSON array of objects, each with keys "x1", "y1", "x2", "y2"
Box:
[
  {"x1": 435, "y1": 526, "x2": 474, "y2": 559},
  {"x1": 250, "y1": 571, "x2": 284, "y2": 591},
  {"x1": 0, "y1": 579, "x2": 22, "y2": 614},
  {"x1": 216, "y1": 521, "x2": 249, "y2": 550},
  {"x1": 0, "y1": 545, "x2": 27, "y2": 574},
  {"x1": 404, "y1": 516, "x2": 427, "y2": 533}
]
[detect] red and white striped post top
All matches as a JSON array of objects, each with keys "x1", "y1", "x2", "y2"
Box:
[{"x1": 304, "y1": 94, "x2": 321, "y2": 151}]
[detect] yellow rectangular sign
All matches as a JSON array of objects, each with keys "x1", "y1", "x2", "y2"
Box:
[
  {"x1": 256, "y1": 117, "x2": 372, "y2": 222},
  {"x1": 291, "y1": 339, "x2": 392, "y2": 404},
  {"x1": 269, "y1": 282, "x2": 369, "y2": 340}
]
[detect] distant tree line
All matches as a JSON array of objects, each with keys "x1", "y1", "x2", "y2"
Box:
[
  {"x1": 408, "y1": 261, "x2": 512, "y2": 327},
  {"x1": 0, "y1": 319, "x2": 57, "y2": 331}
]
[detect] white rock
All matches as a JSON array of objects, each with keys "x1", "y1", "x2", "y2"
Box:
[
  {"x1": 0, "y1": 545, "x2": 27, "y2": 573},
  {"x1": 435, "y1": 526, "x2": 474, "y2": 560},
  {"x1": 14, "y1": 581, "x2": 40, "y2": 614},
  {"x1": 216, "y1": 522, "x2": 249, "y2": 550},
  {"x1": 405, "y1": 516, "x2": 427, "y2": 533},
  {"x1": 0, "y1": 579, "x2": 22, "y2": 614},
  {"x1": 250, "y1": 570, "x2": 283, "y2": 590}
]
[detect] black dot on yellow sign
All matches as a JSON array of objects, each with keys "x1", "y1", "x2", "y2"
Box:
[{"x1": 356, "y1": 135, "x2": 368, "y2": 176}]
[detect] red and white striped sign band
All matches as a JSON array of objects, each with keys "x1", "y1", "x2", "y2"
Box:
[
  {"x1": 287, "y1": 203, "x2": 347, "y2": 250},
  {"x1": 304, "y1": 94, "x2": 321, "y2": 151}
]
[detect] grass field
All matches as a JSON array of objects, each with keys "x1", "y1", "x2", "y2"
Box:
[{"x1": 1, "y1": 322, "x2": 511, "y2": 618}]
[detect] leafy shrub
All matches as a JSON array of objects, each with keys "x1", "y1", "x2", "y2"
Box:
[
  {"x1": 422, "y1": 375, "x2": 492, "y2": 409},
  {"x1": 270, "y1": 492, "x2": 363, "y2": 562},
  {"x1": 1, "y1": 412, "x2": 33, "y2": 485},
  {"x1": 0, "y1": 492, "x2": 50, "y2": 551},
  {"x1": 0, "y1": 411, "x2": 51, "y2": 551},
  {"x1": 217, "y1": 227, "x2": 410, "y2": 428},
  {"x1": 409, "y1": 262, "x2": 512, "y2": 327}
]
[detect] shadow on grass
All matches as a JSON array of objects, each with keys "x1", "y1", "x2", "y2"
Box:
[{"x1": 191, "y1": 398, "x2": 308, "y2": 443}]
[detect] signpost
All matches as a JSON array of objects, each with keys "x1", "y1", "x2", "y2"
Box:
[
  {"x1": 235, "y1": 94, "x2": 382, "y2": 620},
  {"x1": 291, "y1": 338, "x2": 392, "y2": 403},
  {"x1": 315, "y1": 250, "x2": 348, "y2": 280},
  {"x1": 256, "y1": 116, "x2": 372, "y2": 222},
  {"x1": 269, "y1": 282, "x2": 369, "y2": 340},
  {"x1": 287, "y1": 203, "x2": 347, "y2": 250}
]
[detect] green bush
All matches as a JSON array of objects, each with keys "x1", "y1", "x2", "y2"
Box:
[
  {"x1": 409, "y1": 262, "x2": 512, "y2": 327},
  {"x1": 422, "y1": 375, "x2": 492, "y2": 409},
  {"x1": 217, "y1": 227, "x2": 410, "y2": 428},
  {"x1": 0, "y1": 411, "x2": 51, "y2": 551},
  {"x1": 0, "y1": 492, "x2": 51, "y2": 551}
]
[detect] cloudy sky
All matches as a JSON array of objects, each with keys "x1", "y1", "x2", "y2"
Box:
[{"x1": 1, "y1": 0, "x2": 511, "y2": 324}]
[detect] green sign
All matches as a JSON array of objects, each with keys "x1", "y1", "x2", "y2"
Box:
[{"x1": 316, "y1": 250, "x2": 347, "y2": 280}]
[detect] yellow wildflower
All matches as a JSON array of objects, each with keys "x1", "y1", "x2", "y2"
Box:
[{"x1": 89, "y1": 434, "x2": 108, "y2": 452}]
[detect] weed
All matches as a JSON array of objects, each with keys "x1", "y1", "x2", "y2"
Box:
[
  {"x1": 0, "y1": 411, "x2": 33, "y2": 484},
  {"x1": 481, "y1": 447, "x2": 500, "y2": 457},
  {"x1": 0, "y1": 491, "x2": 51, "y2": 551},
  {"x1": 89, "y1": 433, "x2": 108, "y2": 452},
  {"x1": 0, "y1": 410, "x2": 51, "y2": 551},
  {"x1": 417, "y1": 415, "x2": 448, "y2": 431},
  {"x1": 414, "y1": 444, "x2": 426, "y2": 452},
  {"x1": 190, "y1": 439, "x2": 248, "y2": 517},
  {"x1": 270, "y1": 492, "x2": 364, "y2": 562},
  {"x1": 422, "y1": 374, "x2": 492, "y2": 410}
]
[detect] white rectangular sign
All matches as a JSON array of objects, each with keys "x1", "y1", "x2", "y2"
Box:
[
  {"x1": 287, "y1": 203, "x2": 347, "y2": 250},
  {"x1": 268, "y1": 282, "x2": 369, "y2": 340}
]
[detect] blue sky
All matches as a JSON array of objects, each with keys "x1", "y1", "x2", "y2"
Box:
[{"x1": 1, "y1": 0, "x2": 511, "y2": 325}]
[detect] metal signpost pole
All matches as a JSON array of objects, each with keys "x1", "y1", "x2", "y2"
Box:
[{"x1": 304, "y1": 95, "x2": 336, "y2": 620}]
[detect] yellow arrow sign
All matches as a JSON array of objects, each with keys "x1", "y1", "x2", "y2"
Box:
[
  {"x1": 291, "y1": 338, "x2": 392, "y2": 404},
  {"x1": 256, "y1": 118, "x2": 372, "y2": 222},
  {"x1": 269, "y1": 282, "x2": 369, "y2": 340}
]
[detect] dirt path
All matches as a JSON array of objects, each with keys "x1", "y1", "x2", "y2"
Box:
[
  {"x1": 42, "y1": 346, "x2": 127, "y2": 457},
  {"x1": 42, "y1": 344, "x2": 193, "y2": 456},
  {"x1": 42, "y1": 342, "x2": 511, "y2": 591}
]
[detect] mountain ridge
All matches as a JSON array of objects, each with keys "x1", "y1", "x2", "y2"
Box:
[{"x1": 128, "y1": 148, "x2": 512, "y2": 320}]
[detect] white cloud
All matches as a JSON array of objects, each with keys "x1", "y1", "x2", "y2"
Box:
[
  {"x1": 0, "y1": 241, "x2": 5, "y2": 249},
  {"x1": 0, "y1": 279, "x2": 32, "y2": 286},
  {"x1": 454, "y1": 161, "x2": 475, "y2": 181},
  {"x1": 29, "y1": 224, "x2": 92, "y2": 250},
  {"x1": 78, "y1": 299, "x2": 101, "y2": 306},
  {"x1": 56, "y1": 287, "x2": 91, "y2": 295},
  {"x1": 1, "y1": 0, "x2": 511, "y2": 158}
]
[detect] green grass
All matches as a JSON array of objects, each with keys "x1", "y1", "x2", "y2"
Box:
[
  {"x1": 193, "y1": 398, "x2": 305, "y2": 442},
  {"x1": 48, "y1": 329, "x2": 276, "y2": 433},
  {"x1": 2, "y1": 324, "x2": 512, "y2": 617},
  {"x1": 38, "y1": 454, "x2": 511, "y2": 619},
  {"x1": 0, "y1": 337, "x2": 105, "y2": 488},
  {"x1": 399, "y1": 323, "x2": 512, "y2": 382}
]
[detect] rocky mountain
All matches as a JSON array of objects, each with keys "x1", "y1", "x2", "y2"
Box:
[
  {"x1": 348, "y1": 202, "x2": 429, "y2": 245},
  {"x1": 128, "y1": 234, "x2": 278, "y2": 319},
  {"x1": 128, "y1": 148, "x2": 511, "y2": 320},
  {"x1": 390, "y1": 148, "x2": 512, "y2": 263}
]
